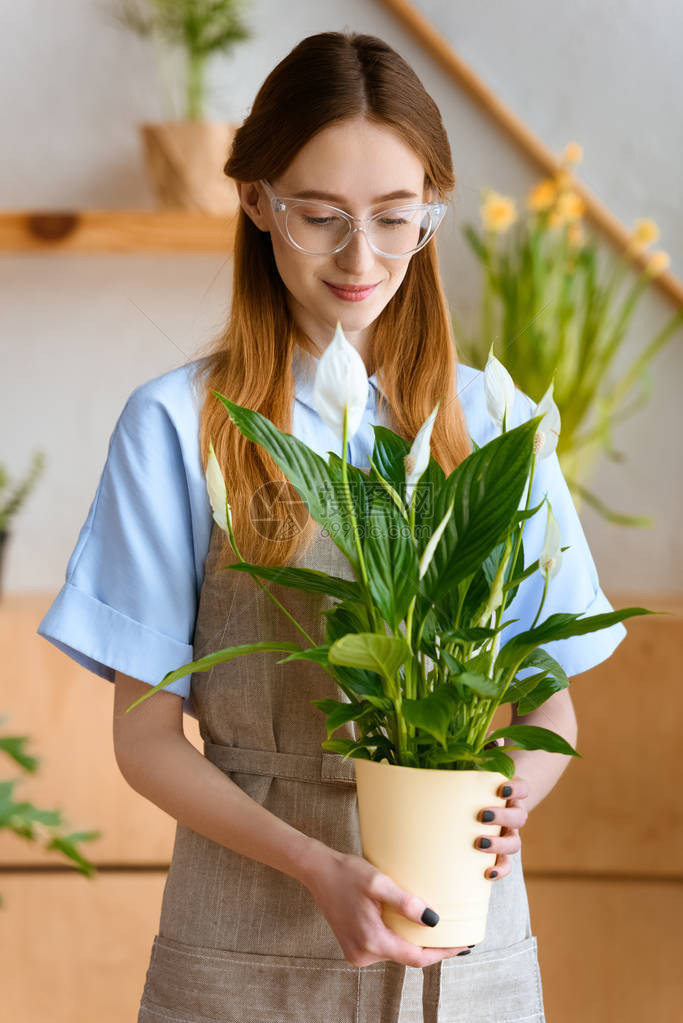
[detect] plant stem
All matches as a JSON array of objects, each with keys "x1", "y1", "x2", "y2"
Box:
[
  {"x1": 340, "y1": 405, "x2": 377, "y2": 625},
  {"x1": 530, "y1": 573, "x2": 549, "y2": 630},
  {"x1": 185, "y1": 51, "x2": 206, "y2": 120}
]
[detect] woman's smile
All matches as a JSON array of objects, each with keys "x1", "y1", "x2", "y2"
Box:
[{"x1": 323, "y1": 280, "x2": 380, "y2": 301}]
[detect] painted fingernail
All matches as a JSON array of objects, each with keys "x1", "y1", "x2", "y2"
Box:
[
  {"x1": 421, "y1": 907, "x2": 439, "y2": 927},
  {"x1": 502, "y1": 785, "x2": 512, "y2": 797},
  {"x1": 456, "y1": 949, "x2": 471, "y2": 956},
  {"x1": 467, "y1": 944, "x2": 476, "y2": 948},
  {"x1": 489, "y1": 870, "x2": 498, "y2": 878},
  {"x1": 479, "y1": 837, "x2": 492, "y2": 849},
  {"x1": 481, "y1": 810, "x2": 495, "y2": 822}
]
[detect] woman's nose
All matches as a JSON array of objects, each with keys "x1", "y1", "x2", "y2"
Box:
[{"x1": 334, "y1": 228, "x2": 377, "y2": 276}]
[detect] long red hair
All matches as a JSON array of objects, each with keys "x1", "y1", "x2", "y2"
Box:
[{"x1": 191, "y1": 30, "x2": 471, "y2": 567}]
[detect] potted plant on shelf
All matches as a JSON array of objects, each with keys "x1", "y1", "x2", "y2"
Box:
[
  {"x1": 122, "y1": 323, "x2": 650, "y2": 946},
  {"x1": 106, "y1": 0, "x2": 253, "y2": 214},
  {"x1": 453, "y1": 141, "x2": 683, "y2": 527}
]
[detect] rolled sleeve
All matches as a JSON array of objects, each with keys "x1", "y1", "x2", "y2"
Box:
[{"x1": 37, "y1": 370, "x2": 209, "y2": 720}]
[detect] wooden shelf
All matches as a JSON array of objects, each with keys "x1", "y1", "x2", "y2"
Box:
[{"x1": 0, "y1": 209, "x2": 237, "y2": 252}]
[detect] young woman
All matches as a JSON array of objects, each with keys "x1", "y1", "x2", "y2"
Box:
[{"x1": 38, "y1": 30, "x2": 625, "y2": 1023}]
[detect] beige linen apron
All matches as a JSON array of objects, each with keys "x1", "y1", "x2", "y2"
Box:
[{"x1": 138, "y1": 518, "x2": 545, "y2": 1023}]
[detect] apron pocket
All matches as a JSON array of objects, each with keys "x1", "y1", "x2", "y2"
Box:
[
  {"x1": 439, "y1": 934, "x2": 544, "y2": 1023},
  {"x1": 139, "y1": 932, "x2": 364, "y2": 1023}
]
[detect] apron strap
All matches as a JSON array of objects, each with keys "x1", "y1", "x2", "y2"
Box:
[
  {"x1": 421, "y1": 961, "x2": 443, "y2": 1023},
  {"x1": 378, "y1": 961, "x2": 407, "y2": 1023},
  {"x1": 204, "y1": 740, "x2": 357, "y2": 787}
]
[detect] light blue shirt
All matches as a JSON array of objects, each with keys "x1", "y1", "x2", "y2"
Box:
[{"x1": 37, "y1": 352, "x2": 626, "y2": 721}]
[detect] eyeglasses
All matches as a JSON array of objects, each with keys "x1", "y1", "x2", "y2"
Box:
[{"x1": 259, "y1": 179, "x2": 447, "y2": 258}]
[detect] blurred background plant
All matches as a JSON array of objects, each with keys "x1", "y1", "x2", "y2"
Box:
[
  {"x1": 0, "y1": 451, "x2": 46, "y2": 536},
  {"x1": 454, "y1": 142, "x2": 683, "y2": 527},
  {"x1": 105, "y1": 0, "x2": 253, "y2": 120},
  {"x1": 0, "y1": 714, "x2": 100, "y2": 909},
  {"x1": 1, "y1": 451, "x2": 46, "y2": 599}
]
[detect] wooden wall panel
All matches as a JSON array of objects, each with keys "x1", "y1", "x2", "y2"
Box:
[
  {"x1": 0, "y1": 872, "x2": 166, "y2": 1022},
  {"x1": 521, "y1": 599, "x2": 683, "y2": 876},
  {"x1": 0, "y1": 593, "x2": 202, "y2": 866},
  {"x1": 528, "y1": 876, "x2": 683, "y2": 1023}
]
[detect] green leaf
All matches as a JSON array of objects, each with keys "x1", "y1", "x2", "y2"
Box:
[
  {"x1": 454, "y1": 670, "x2": 499, "y2": 697},
  {"x1": 441, "y1": 624, "x2": 498, "y2": 644},
  {"x1": 327, "y1": 456, "x2": 371, "y2": 540},
  {"x1": 508, "y1": 649, "x2": 569, "y2": 714},
  {"x1": 367, "y1": 454, "x2": 409, "y2": 519},
  {"x1": 425, "y1": 417, "x2": 541, "y2": 600},
  {"x1": 320, "y1": 738, "x2": 372, "y2": 761},
  {"x1": 0, "y1": 735, "x2": 40, "y2": 772},
  {"x1": 311, "y1": 698, "x2": 376, "y2": 739},
  {"x1": 225, "y1": 562, "x2": 361, "y2": 602},
  {"x1": 322, "y1": 603, "x2": 390, "y2": 700},
  {"x1": 327, "y1": 633, "x2": 411, "y2": 692},
  {"x1": 497, "y1": 607, "x2": 654, "y2": 672},
  {"x1": 487, "y1": 724, "x2": 580, "y2": 757},
  {"x1": 477, "y1": 747, "x2": 516, "y2": 778},
  {"x1": 402, "y1": 687, "x2": 458, "y2": 747},
  {"x1": 277, "y1": 644, "x2": 331, "y2": 665},
  {"x1": 363, "y1": 489, "x2": 419, "y2": 630},
  {"x1": 123, "y1": 640, "x2": 304, "y2": 712},
  {"x1": 369, "y1": 425, "x2": 411, "y2": 491},
  {"x1": 425, "y1": 742, "x2": 478, "y2": 766}
]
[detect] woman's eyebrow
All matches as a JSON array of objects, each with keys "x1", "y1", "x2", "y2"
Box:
[{"x1": 290, "y1": 188, "x2": 419, "y2": 203}]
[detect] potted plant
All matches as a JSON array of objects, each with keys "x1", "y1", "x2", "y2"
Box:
[
  {"x1": 106, "y1": 0, "x2": 253, "y2": 214},
  {"x1": 453, "y1": 141, "x2": 683, "y2": 527},
  {"x1": 122, "y1": 323, "x2": 650, "y2": 946},
  {"x1": 0, "y1": 451, "x2": 46, "y2": 601}
]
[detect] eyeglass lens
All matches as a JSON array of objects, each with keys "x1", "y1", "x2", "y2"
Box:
[{"x1": 283, "y1": 203, "x2": 437, "y2": 255}]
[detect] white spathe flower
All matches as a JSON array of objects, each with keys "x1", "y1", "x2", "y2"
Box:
[
  {"x1": 484, "y1": 345, "x2": 516, "y2": 430},
  {"x1": 418, "y1": 501, "x2": 453, "y2": 580},
  {"x1": 206, "y1": 438, "x2": 233, "y2": 536},
  {"x1": 540, "y1": 502, "x2": 562, "y2": 579},
  {"x1": 404, "y1": 400, "x2": 440, "y2": 509},
  {"x1": 313, "y1": 321, "x2": 369, "y2": 441},
  {"x1": 534, "y1": 381, "x2": 561, "y2": 459}
]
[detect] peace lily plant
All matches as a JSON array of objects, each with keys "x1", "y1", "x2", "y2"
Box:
[{"x1": 124, "y1": 324, "x2": 650, "y2": 780}]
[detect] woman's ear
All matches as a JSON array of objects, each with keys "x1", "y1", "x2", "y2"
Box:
[{"x1": 236, "y1": 181, "x2": 270, "y2": 232}]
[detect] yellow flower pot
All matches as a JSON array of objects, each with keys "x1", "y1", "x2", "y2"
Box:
[{"x1": 354, "y1": 758, "x2": 508, "y2": 947}]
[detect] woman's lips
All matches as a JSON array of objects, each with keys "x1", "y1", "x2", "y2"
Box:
[{"x1": 324, "y1": 281, "x2": 379, "y2": 302}]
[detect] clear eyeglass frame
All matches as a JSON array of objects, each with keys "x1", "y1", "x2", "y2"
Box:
[{"x1": 258, "y1": 178, "x2": 448, "y2": 258}]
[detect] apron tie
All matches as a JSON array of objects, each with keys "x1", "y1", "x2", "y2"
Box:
[{"x1": 204, "y1": 740, "x2": 357, "y2": 786}]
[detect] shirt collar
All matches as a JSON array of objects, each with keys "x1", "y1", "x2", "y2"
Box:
[{"x1": 292, "y1": 345, "x2": 379, "y2": 413}]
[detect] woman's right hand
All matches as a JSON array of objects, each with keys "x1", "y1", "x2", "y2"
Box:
[{"x1": 305, "y1": 848, "x2": 471, "y2": 967}]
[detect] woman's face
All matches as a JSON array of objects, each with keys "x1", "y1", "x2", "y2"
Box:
[{"x1": 237, "y1": 116, "x2": 432, "y2": 365}]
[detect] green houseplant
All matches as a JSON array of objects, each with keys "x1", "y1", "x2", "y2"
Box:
[
  {"x1": 106, "y1": 0, "x2": 253, "y2": 213},
  {"x1": 123, "y1": 322, "x2": 650, "y2": 945},
  {"x1": 454, "y1": 141, "x2": 683, "y2": 527}
]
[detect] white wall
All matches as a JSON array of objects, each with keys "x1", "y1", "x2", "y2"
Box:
[{"x1": 1, "y1": 0, "x2": 681, "y2": 596}]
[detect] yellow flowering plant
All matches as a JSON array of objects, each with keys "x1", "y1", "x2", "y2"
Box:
[{"x1": 454, "y1": 141, "x2": 683, "y2": 526}]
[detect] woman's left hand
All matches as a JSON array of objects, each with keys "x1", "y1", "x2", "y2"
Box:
[{"x1": 475, "y1": 775, "x2": 530, "y2": 881}]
